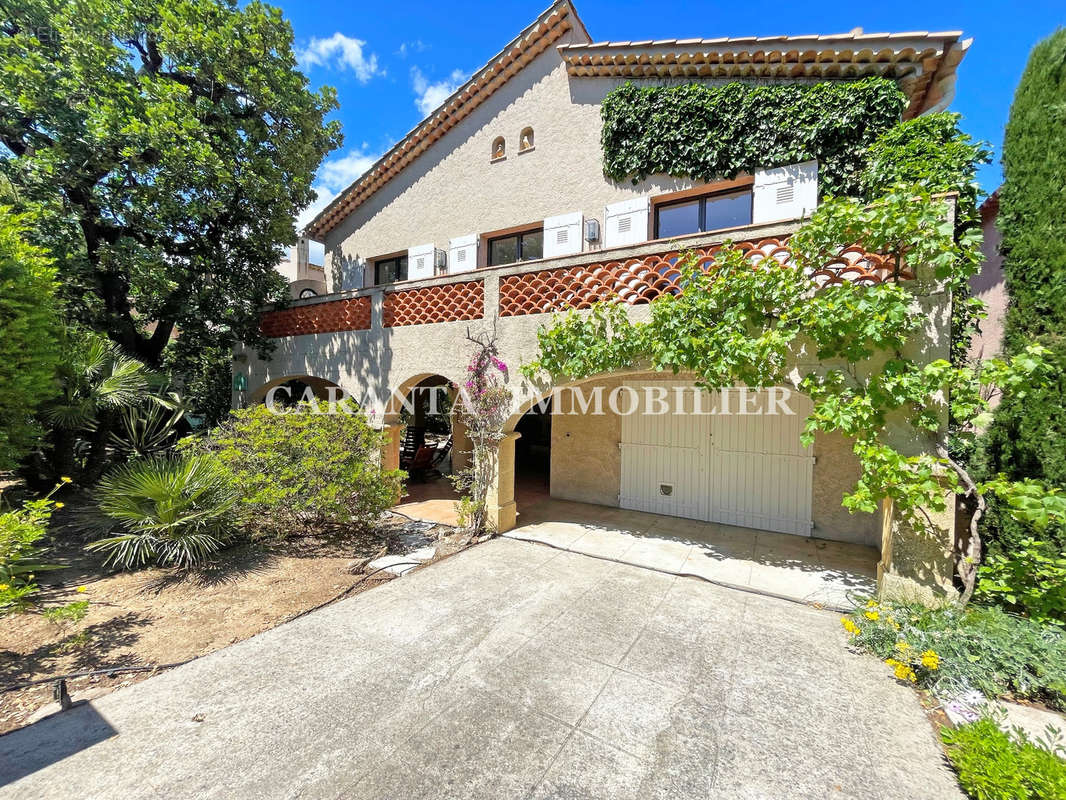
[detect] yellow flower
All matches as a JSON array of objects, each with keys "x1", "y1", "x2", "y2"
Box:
[
  {"x1": 896, "y1": 641, "x2": 911, "y2": 652},
  {"x1": 61, "y1": 476, "x2": 72, "y2": 483},
  {"x1": 75, "y1": 586, "x2": 87, "y2": 593},
  {"x1": 54, "y1": 502, "x2": 64, "y2": 509},
  {"x1": 841, "y1": 617, "x2": 860, "y2": 635},
  {"x1": 864, "y1": 610, "x2": 880, "y2": 621},
  {"x1": 920, "y1": 650, "x2": 939, "y2": 670},
  {"x1": 890, "y1": 660, "x2": 917, "y2": 682},
  {"x1": 866, "y1": 599, "x2": 879, "y2": 609},
  {"x1": 0, "y1": 583, "x2": 9, "y2": 591}
]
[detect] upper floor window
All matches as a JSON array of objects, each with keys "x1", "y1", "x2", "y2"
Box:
[
  {"x1": 488, "y1": 228, "x2": 543, "y2": 266},
  {"x1": 374, "y1": 255, "x2": 408, "y2": 285},
  {"x1": 654, "y1": 188, "x2": 753, "y2": 239}
]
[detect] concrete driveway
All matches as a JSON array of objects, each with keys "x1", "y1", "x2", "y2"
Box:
[{"x1": 0, "y1": 538, "x2": 960, "y2": 799}]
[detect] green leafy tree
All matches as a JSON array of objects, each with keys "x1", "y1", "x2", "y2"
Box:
[
  {"x1": 0, "y1": 211, "x2": 60, "y2": 471},
  {"x1": 0, "y1": 0, "x2": 341, "y2": 415},
  {"x1": 978, "y1": 29, "x2": 1066, "y2": 558}
]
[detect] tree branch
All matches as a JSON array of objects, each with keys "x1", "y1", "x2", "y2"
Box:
[{"x1": 937, "y1": 444, "x2": 984, "y2": 606}]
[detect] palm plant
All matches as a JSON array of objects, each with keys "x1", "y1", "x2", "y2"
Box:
[
  {"x1": 110, "y1": 391, "x2": 192, "y2": 459},
  {"x1": 29, "y1": 330, "x2": 185, "y2": 485},
  {"x1": 87, "y1": 455, "x2": 238, "y2": 570},
  {"x1": 45, "y1": 333, "x2": 153, "y2": 432}
]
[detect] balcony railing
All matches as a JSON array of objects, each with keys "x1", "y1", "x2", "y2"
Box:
[{"x1": 259, "y1": 224, "x2": 908, "y2": 339}]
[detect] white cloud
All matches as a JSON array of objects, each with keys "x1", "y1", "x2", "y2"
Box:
[
  {"x1": 411, "y1": 66, "x2": 466, "y2": 117},
  {"x1": 297, "y1": 33, "x2": 380, "y2": 82},
  {"x1": 297, "y1": 146, "x2": 383, "y2": 229},
  {"x1": 396, "y1": 40, "x2": 426, "y2": 58}
]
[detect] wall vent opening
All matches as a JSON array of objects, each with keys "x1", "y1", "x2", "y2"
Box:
[
  {"x1": 776, "y1": 185, "x2": 795, "y2": 204},
  {"x1": 457, "y1": 249, "x2": 467, "y2": 263},
  {"x1": 617, "y1": 216, "x2": 632, "y2": 234},
  {"x1": 556, "y1": 229, "x2": 568, "y2": 245}
]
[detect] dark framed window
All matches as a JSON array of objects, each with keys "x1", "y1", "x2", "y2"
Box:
[
  {"x1": 655, "y1": 189, "x2": 753, "y2": 239},
  {"x1": 374, "y1": 255, "x2": 408, "y2": 285},
  {"x1": 488, "y1": 228, "x2": 543, "y2": 266}
]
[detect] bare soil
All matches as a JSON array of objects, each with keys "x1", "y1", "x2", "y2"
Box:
[{"x1": 0, "y1": 509, "x2": 404, "y2": 735}]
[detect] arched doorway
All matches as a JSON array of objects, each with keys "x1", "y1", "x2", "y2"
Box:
[{"x1": 388, "y1": 374, "x2": 461, "y2": 507}]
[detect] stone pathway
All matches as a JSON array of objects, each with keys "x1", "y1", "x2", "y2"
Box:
[{"x1": 0, "y1": 538, "x2": 959, "y2": 799}]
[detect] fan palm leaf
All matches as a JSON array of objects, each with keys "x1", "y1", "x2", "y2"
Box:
[{"x1": 88, "y1": 456, "x2": 238, "y2": 570}]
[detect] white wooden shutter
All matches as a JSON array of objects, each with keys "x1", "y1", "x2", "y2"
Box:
[
  {"x1": 604, "y1": 197, "x2": 649, "y2": 248},
  {"x1": 407, "y1": 243, "x2": 436, "y2": 281},
  {"x1": 448, "y1": 233, "x2": 478, "y2": 274},
  {"x1": 543, "y1": 212, "x2": 583, "y2": 258},
  {"x1": 753, "y1": 160, "x2": 818, "y2": 224}
]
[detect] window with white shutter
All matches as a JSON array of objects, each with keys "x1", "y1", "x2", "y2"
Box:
[
  {"x1": 543, "y1": 211, "x2": 583, "y2": 258},
  {"x1": 407, "y1": 243, "x2": 436, "y2": 281},
  {"x1": 604, "y1": 197, "x2": 649, "y2": 247},
  {"x1": 753, "y1": 161, "x2": 818, "y2": 224},
  {"x1": 448, "y1": 233, "x2": 478, "y2": 274}
]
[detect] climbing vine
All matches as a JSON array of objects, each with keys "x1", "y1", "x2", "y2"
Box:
[
  {"x1": 600, "y1": 78, "x2": 907, "y2": 196},
  {"x1": 451, "y1": 330, "x2": 513, "y2": 538},
  {"x1": 521, "y1": 186, "x2": 1062, "y2": 603}
]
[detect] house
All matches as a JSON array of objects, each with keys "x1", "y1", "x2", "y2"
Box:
[
  {"x1": 237, "y1": 1, "x2": 971, "y2": 601},
  {"x1": 970, "y1": 191, "x2": 1006, "y2": 361},
  {"x1": 276, "y1": 235, "x2": 327, "y2": 299}
]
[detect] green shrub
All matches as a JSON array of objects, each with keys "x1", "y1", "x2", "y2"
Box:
[
  {"x1": 978, "y1": 29, "x2": 1066, "y2": 561},
  {"x1": 186, "y1": 402, "x2": 404, "y2": 538},
  {"x1": 0, "y1": 486, "x2": 61, "y2": 612},
  {"x1": 88, "y1": 456, "x2": 238, "y2": 569},
  {"x1": 0, "y1": 211, "x2": 61, "y2": 471},
  {"x1": 843, "y1": 601, "x2": 1066, "y2": 709},
  {"x1": 941, "y1": 717, "x2": 1066, "y2": 800},
  {"x1": 977, "y1": 538, "x2": 1066, "y2": 624}
]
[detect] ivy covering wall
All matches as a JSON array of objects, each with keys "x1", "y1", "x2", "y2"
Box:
[{"x1": 600, "y1": 77, "x2": 907, "y2": 197}]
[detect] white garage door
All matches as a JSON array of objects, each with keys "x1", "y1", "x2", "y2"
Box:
[{"x1": 619, "y1": 382, "x2": 814, "y2": 536}]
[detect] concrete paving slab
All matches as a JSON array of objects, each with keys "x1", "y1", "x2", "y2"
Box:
[{"x1": 1, "y1": 538, "x2": 961, "y2": 799}]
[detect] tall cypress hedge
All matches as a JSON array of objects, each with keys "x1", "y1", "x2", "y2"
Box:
[{"x1": 979, "y1": 29, "x2": 1066, "y2": 554}]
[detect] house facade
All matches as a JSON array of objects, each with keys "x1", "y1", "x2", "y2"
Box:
[{"x1": 238, "y1": 2, "x2": 971, "y2": 600}]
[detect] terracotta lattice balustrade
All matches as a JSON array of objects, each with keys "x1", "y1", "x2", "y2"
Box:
[
  {"x1": 383, "y1": 280, "x2": 484, "y2": 328},
  {"x1": 498, "y1": 238, "x2": 909, "y2": 317},
  {"x1": 260, "y1": 239, "x2": 906, "y2": 337},
  {"x1": 259, "y1": 296, "x2": 372, "y2": 338}
]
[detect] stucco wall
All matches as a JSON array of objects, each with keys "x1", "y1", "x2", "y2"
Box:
[
  {"x1": 550, "y1": 375, "x2": 623, "y2": 507},
  {"x1": 323, "y1": 38, "x2": 768, "y2": 292},
  {"x1": 970, "y1": 209, "x2": 1006, "y2": 361}
]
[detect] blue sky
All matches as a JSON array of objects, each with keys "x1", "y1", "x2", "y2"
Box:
[{"x1": 283, "y1": 0, "x2": 1065, "y2": 231}]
